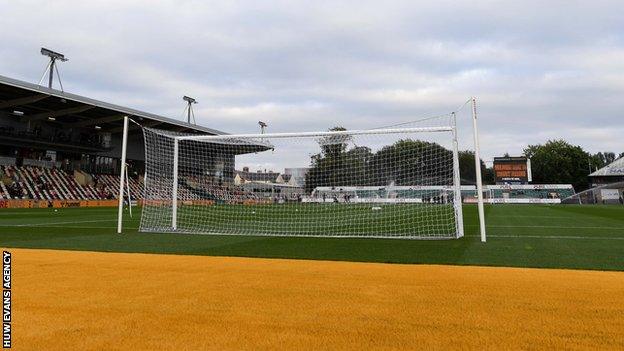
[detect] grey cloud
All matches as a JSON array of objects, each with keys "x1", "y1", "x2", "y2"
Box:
[{"x1": 0, "y1": 0, "x2": 623, "y2": 167}]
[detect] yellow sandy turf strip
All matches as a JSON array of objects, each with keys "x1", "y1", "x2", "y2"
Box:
[{"x1": 11, "y1": 248, "x2": 624, "y2": 350}]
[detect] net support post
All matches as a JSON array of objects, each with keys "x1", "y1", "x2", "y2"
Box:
[
  {"x1": 172, "y1": 137, "x2": 179, "y2": 231},
  {"x1": 471, "y1": 97, "x2": 487, "y2": 242},
  {"x1": 451, "y1": 112, "x2": 464, "y2": 238},
  {"x1": 125, "y1": 163, "x2": 132, "y2": 218},
  {"x1": 116, "y1": 116, "x2": 129, "y2": 234}
]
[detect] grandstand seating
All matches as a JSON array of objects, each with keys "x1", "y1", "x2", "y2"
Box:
[
  {"x1": 0, "y1": 165, "x2": 142, "y2": 200},
  {"x1": 0, "y1": 163, "x2": 576, "y2": 204}
]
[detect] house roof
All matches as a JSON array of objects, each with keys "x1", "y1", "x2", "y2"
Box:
[
  {"x1": 589, "y1": 157, "x2": 624, "y2": 177},
  {"x1": 236, "y1": 170, "x2": 279, "y2": 182}
]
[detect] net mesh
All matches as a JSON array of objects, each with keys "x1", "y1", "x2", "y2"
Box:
[{"x1": 140, "y1": 117, "x2": 463, "y2": 239}]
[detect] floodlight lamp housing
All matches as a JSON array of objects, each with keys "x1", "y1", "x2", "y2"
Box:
[
  {"x1": 41, "y1": 47, "x2": 68, "y2": 61},
  {"x1": 183, "y1": 96, "x2": 197, "y2": 104}
]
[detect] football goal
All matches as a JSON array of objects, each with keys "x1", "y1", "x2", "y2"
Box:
[{"x1": 117, "y1": 99, "x2": 486, "y2": 240}]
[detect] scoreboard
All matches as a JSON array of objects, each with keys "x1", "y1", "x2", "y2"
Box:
[{"x1": 493, "y1": 156, "x2": 532, "y2": 184}]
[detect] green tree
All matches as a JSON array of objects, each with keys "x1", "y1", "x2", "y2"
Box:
[
  {"x1": 366, "y1": 140, "x2": 453, "y2": 186},
  {"x1": 305, "y1": 130, "x2": 462, "y2": 192},
  {"x1": 458, "y1": 150, "x2": 494, "y2": 185},
  {"x1": 305, "y1": 126, "x2": 366, "y2": 193},
  {"x1": 523, "y1": 140, "x2": 591, "y2": 190}
]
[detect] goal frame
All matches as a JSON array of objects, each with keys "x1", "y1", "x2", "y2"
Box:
[
  {"x1": 171, "y1": 126, "x2": 460, "y2": 236},
  {"x1": 117, "y1": 98, "x2": 486, "y2": 241}
]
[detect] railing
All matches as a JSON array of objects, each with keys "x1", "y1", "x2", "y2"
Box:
[
  {"x1": 22, "y1": 159, "x2": 61, "y2": 169},
  {"x1": 0, "y1": 157, "x2": 15, "y2": 166}
]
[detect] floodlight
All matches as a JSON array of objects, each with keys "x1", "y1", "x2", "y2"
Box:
[
  {"x1": 39, "y1": 47, "x2": 68, "y2": 89},
  {"x1": 258, "y1": 121, "x2": 268, "y2": 134},
  {"x1": 183, "y1": 96, "x2": 197, "y2": 104},
  {"x1": 41, "y1": 48, "x2": 68, "y2": 62}
]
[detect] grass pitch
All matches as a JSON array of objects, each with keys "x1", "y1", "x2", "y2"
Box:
[
  {"x1": 150, "y1": 203, "x2": 457, "y2": 237},
  {"x1": 1, "y1": 204, "x2": 623, "y2": 270}
]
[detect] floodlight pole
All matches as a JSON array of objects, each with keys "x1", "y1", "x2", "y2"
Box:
[
  {"x1": 471, "y1": 97, "x2": 487, "y2": 242},
  {"x1": 48, "y1": 58, "x2": 55, "y2": 89},
  {"x1": 117, "y1": 116, "x2": 129, "y2": 234},
  {"x1": 187, "y1": 103, "x2": 192, "y2": 124}
]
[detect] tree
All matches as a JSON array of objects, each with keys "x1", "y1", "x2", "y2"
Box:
[
  {"x1": 523, "y1": 140, "x2": 591, "y2": 191},
  {"x1": 458, "y1": 151, "x2": 494, "y2": 185},
  {"x1": 305, "y1": 126, "x2": 367, "y2": 193},
  {"x1": 304, "y1": 127, "x2": 471, "y2": 192},
  {"x1": 366, "y1": 139, "x2": 452, "y2": 186}
]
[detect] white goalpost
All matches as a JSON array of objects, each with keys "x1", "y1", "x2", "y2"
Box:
[
  {"x1": 117, "y1": 100, "x2": 486, "y2": 241},
  {"x1": 116, "y1": 116, "x2": 129, "y2": 234}
]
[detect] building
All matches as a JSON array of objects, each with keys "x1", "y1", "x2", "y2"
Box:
[
  {"x1": 281, "y1": 167, "x2": 309, "y2": 188},
  {"x1": 233, "y1": 167, "x2": 305, "y2": 200},
  {"x1": 234, "y1": 167, "x2": 303, "y2": 202},
  {"x1": 589, "y1": 157, "x2": 624, "y2": 186},
  {"x1": 234, "y1": 167, "x2": 280, "y2": 185},
  {"x1": 583, "y1": 157, "x2": 624, "y2": 204}
]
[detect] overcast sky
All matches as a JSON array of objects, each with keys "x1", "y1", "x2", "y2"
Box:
[{"x1": 1, "y1": 0, "x2": 623, "y2": 169}]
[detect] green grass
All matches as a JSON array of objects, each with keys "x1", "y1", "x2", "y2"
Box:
[
  {"x1": 157, "y1": 203, "x2": 457, "y2": 237},
  {"x1": 0, "y1": 204, "x2": 623, "y2": 270}
]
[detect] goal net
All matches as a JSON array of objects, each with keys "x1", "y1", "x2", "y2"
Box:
[{"x1": 139, "y1": 116, "x2": 464, "y2": 239}]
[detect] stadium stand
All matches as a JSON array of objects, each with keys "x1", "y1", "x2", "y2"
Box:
[
  {"x1": 0, "y1": 164, "x2": 141, "y2": 200},
  {"x1": 0, "y1": 73, "x2": 231, "y2": 207}
]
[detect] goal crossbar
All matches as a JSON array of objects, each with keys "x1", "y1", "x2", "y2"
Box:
[{"x1": 177, "y1": 126, "x2": 454, "y2": 141}]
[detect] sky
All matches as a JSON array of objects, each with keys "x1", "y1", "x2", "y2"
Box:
[{"x1": 1, "y1": 0, "x2": 623, "y2": 170}]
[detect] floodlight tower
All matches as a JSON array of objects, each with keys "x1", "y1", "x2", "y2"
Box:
[
  {"x1": 40, "y1": 48, "x2": 68, "y2": 90},
  {"x1": 183, "y1": 96, "x2": 197, "y2": 124},
  {"x1": 258, "y1": 121, "x2": 267, "y2": 134}
]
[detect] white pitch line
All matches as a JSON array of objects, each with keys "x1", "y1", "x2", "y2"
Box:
[
  {"x1": 6, "y1": 225, "x2": 140, "y2": 230},
  {"x1": 486, "y1": 216, "x2": 583, "y2": 219},
  {"x1": 466, "y1": 224, "x2": 624, "y2": 230},
  {"x1": 0, "y1": 219, "x2": 117, "y2": 227},
  {"x1": 466, "y1": 234, "x2": 624, "y2": 240}
]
